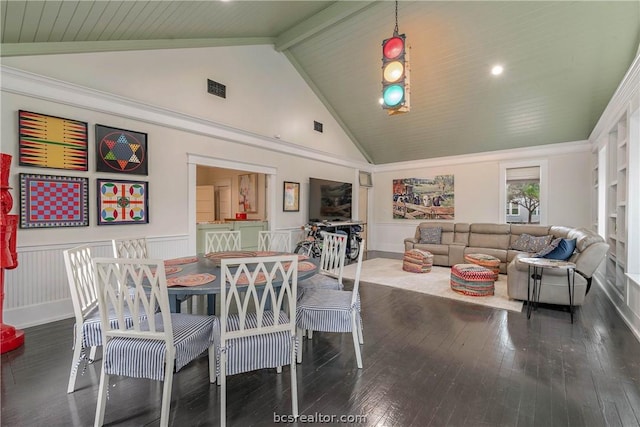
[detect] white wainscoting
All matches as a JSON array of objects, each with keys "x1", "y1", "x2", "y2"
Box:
[
  {"x1": 371, "y1": 221, "x2": 420, "y2": 253},
  {"x1": 3, "y1": 235, "x2": 190, "y2": 329}
]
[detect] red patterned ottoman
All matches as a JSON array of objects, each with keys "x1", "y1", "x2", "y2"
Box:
[
  {"x1": 450, "y1": 264, "x2": 495, "y2": 296},
  {"x1": 464, "y1": 253, "x2": 500, "y2": 280},
  {"x1": 403, "y1": 249, "x2": 433, "y2": 273}
]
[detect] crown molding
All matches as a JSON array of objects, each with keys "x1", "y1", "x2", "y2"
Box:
[
  {"x1": 590, "y1": 52, "x2": 640, "y2": 143},
  {"x1": 372, "y1": 140, "x2": 590, "y2": 173},
  {"x1": 0, "y1": 65, "x2": 371, "y2": 172},
  {"x1": 0, "y1": 38, "x2": 274, "y2": 57}
]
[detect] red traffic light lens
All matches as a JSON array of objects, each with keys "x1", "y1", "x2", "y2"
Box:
[{"x1": 383, "y1": 36, "x2": 404, "y2": 59}]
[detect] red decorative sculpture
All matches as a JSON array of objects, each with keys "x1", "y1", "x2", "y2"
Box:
[{"x1": 1, "y1": 153, "x2": 24, "y2": 353}]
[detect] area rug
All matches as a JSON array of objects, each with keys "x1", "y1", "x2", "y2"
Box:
[{"x1": 342, "y1": 258, "x2": 524, "y2": 312}]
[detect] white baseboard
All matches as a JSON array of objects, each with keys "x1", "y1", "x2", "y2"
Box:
[{"x1": 4, "y1": 299, "x2": 74, "y2": 329}]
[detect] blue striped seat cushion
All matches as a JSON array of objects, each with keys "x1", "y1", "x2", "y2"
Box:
[
  {"x1": 219, "y1": 311, "x2": 294, "y2": 376},
  {"x1": 296, "y1": 289, "x2": 361, "y2": 333},
  {"x1": 103, "y1": 313, "x2": 217, "y2": 381},
  {"x1": 80, "y1": 305, "x2": 143, "y2": 348},
  {"x1": 298, "y1": 273, "x2": 343, "y2": 290}
]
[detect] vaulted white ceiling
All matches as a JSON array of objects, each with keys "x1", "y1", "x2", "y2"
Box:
[{"x1": 2, "y1": 1, "x2": 639, "y2": 164}]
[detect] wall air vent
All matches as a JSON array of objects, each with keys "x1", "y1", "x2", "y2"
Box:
[
  {"x1": 207, "y1": 79, "x2": 226, "y2": 98},
  {"x1": 314, "y1": 121, "x2": 323, "y2": 133}
]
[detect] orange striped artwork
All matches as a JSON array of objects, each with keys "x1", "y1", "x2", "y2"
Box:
[{"x1": 19, "y1": 110, "x2": 88, "y2": 171}]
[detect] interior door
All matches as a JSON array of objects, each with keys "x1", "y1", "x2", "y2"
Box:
[
  {"x1": 196, "y1": 185, "x2": 215, "y2": 222},
  {"x1": 217, "y1": 185, "x2": 232, "y2": 220},
  {"x1": 358, "y1": 186, "x2": 368, "y2": 251}
]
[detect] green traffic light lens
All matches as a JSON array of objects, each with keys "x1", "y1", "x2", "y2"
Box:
[{"x1": 383, "y1": 85, "x2": 404, "y2": 107}]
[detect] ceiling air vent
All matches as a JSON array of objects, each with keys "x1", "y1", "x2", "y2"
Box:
[
  {"x1": 313, "y1": 121, "x2": 323, "y2": 133},
  {"x1": 207, "y1": 79, "x2": 226, "y2": 98}
]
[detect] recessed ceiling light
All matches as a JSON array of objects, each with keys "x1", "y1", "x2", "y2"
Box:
[
  {"x1": 378, "y1": 97, "x2": 384, "y2": 105},
  {"x1": 491, "y1": 65, "x2": 504, "y2": 76}
]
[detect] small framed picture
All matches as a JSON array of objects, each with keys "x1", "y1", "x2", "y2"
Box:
[
  {"x1": 283, "y1": 181, "x2": 300, "y2": 212},
  {"x1": 19, "y1": 173, "x2": 89, "y2": 228},
  {"x1": 97, "y1": 178, "x2": 149, "y2": 225},
  {"x1": 95, "y1": 124, "x2": 148, "y2": 175}
]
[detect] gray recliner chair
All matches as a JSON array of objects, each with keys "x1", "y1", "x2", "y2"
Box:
[{"x1": 507, "y1": 227, "x2": 608, "y2": 306}]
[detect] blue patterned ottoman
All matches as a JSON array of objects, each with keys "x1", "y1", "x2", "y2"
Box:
[{"x1": 450, "y1": 264, "x2": 495, "y2": 296}]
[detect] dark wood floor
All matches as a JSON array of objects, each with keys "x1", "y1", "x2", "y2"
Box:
[{"x1": 2, "y1": 252, "x2": 639, "y2": 426}]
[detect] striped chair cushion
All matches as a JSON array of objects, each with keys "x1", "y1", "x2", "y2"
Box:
[
  {"x1": 296, "y1": 288, "x2": 361, "y2": 334},
  {"x1": 103, "y1": 313, "x2": 217, "y2": 381},
  {"x1": 80, "y1": 305, "x2": 142, "y2": 348},
  {"x1": 220, "y1": 311, "x2": 294, "y2": 376},
  {"x1": 298, "y1": 273, "x2": 343, "y2": 290}
]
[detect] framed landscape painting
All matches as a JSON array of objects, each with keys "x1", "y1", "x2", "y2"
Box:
[
  {"x1": 19, "y1": 173, "x2": 89, "y2": 228},
  {"x1": 392, "y1": 175, "x2": 455, "y2": 220},
  {"x1": 95, "y1": 124, "x2": 148, "y2": 175},
  {"x1": 18, "y1": 110, "x2": 88, "y2": 171},
  {"x1": 97, "y1": 178, "x2": 149, "y2": 225}
]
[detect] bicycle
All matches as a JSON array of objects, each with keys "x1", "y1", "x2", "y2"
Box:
[
  {"x1": 294, "y1": 224, "x2": 323, "y2": 258},
  {"x1": 294, "y1": 223, "x2": 363, "y2": 261}
]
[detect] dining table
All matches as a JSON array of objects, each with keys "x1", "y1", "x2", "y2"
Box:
[{"x1": 160, "y1": 251, "x2": 318, "y2": 315}]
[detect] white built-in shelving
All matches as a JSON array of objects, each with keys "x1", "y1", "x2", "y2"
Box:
[{"x1": 604, "y1": 112, "x2": 629, "y2": 297}]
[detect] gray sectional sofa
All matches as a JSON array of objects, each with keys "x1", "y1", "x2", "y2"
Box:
[{"x1": 404, "y1": 222, "x2": 608, "y2": 306}]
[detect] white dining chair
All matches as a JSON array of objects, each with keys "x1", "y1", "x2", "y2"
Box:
[
  {"x1": 298, "y1": 231, "x2": 347, "y2": 292},
  {"x1": 112, "y1": 237, "x2": 148, "y2": 258},
  {"x1": 258, "y1": 230, "x2": 292, "y2": 252},
  {"x1": 218, "y1": 255, "x2": 299, "y2": 426},
  {"x1": 296, "y1": 240, "x2": 365, "y2": 368},
  {"x1": 92, "y1": 257, "x2": 217, "y2": 427},
  {"x1": 63, "y1": 244, "x2": 146, "y2": 393},
  {"x1": 205, "y1": 230, "x2": 241, "y2": 253}
]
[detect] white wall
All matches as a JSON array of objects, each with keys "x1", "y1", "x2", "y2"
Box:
[
  {"x1": 0, "y1": 46, "x2": 368, "y2": 327},
  {"x1": 370, "y1": 142, "x2": 593, "y2": 252},
  {"x1": 1, "y1": 45, "x2": 366, "y2": 163}
]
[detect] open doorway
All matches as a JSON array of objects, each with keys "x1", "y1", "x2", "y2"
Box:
[
  {"x1": 196, "y1": 165, "x2": 265, "y2": 222},
  {"x1": 188, "y1": 155, "x2": 277, "y2": 253}
]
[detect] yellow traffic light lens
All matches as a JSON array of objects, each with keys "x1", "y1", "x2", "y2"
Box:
[{"x1": 383, "y1": 61, "x2": 404, "y2": 83}]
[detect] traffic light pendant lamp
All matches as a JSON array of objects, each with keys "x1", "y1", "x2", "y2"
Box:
[{"x1": 381, "y1": 1, "x2": 410, "y2": 115}]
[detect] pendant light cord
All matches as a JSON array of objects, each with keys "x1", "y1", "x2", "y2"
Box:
[{"x1": 394, "y1": 1, "x2": 399, "y2": 35}]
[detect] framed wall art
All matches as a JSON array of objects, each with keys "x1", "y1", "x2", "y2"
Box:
[
  {"x1": 283, "y1": 181, "x2": 300, "y2": 212},
  {"x1": 95, "y1": 124, "x2": 148, "y2": 175},
  {"x1": 97, "y1": 178, "x2": 149, "y2": 225},
  {"x1": 238, "y1": 173, "x2": 257, "y2": 213},
  {"x1": 18, "y1": 110, "x2": 88, "y2": 171},
  {"x1": 19, "y1": 173, "x2": 89, "y2": 228},
  {"x1": 392, "y1": 175, "x2": 455, "y2": 220}
]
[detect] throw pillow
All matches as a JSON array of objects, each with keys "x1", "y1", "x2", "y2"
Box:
[
  {"x1": 533, "y1": 237, "x2": 562, "y2": 258},
  {"x1": 526, "y1": 235, "x2": 553, "y2": 253},
  {"x1": 510, "y1": 233, "x2": 554, "y2": 253},
  {"x1": 419, "y1": 226, "x2": 442, "y2": 244},
  {"x1": 544, "y1": 238, "x2": 577, "y2": 260},
  {"x1": 510, "y1": 233, "x2": 532, "y2": 251}
]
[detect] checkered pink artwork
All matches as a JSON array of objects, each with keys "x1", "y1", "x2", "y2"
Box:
[{"x1": 19, "y1": 173, "x2": 89, "y2": 228}]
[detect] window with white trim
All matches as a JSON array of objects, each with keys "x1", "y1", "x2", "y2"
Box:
[{"x1": 500, "y1": 160, "x2": 547, "y2": 225}]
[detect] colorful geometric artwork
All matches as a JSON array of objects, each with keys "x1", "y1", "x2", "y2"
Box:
[
  {"x1": 18, "y1": 110, "x2": 88, "y2": 171},
  {"x1": 19, "y1": 174, "x2": 89, "y2": 228},
  {"x1": 97, "y1": 179, "x2": 149, "y2": 225},
  {"x1": 95, "y1": 125, "x2": 148, "y2": 175}
]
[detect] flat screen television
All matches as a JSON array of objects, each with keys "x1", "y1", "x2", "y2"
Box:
[{"x1": 308, "y1": 177, "x2": 352, "y2": 222}]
